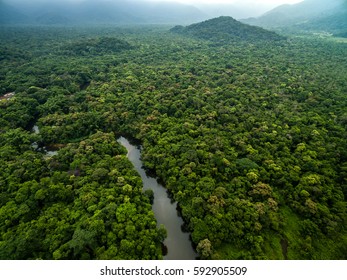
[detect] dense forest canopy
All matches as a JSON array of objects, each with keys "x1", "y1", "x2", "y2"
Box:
[
  {"x1": 171, "y1": 16, "x2": 285, "y2": 43},
  {"x1": 0, "y1": 22, "x2": 347, "y2": 260}
]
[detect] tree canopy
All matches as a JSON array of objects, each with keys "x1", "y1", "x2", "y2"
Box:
[
  {"x1": 0, "y1": 25, "x2": 346, "y2": 260},
  {"x1": 171, "y1": 16, "x2": 286, "y2": 43}
]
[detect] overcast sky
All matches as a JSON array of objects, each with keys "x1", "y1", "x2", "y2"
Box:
[
  {"x1": 2, "y1": 0, "x2": 306, "y2": 20},
  {"x1": 5, "y1": 0, "x2": 304, "y2": 5},
  {"x1": 150, "y1": 0, "x2": 303, "y2": 5},
  {"x1": 3, "y1": 0, "x2": 304, "y2": 15}
]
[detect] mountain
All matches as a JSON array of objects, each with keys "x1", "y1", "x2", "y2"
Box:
[
  {"x1": 0, "y1": 0, "x2": 28, "y2": 24},
  {"x1": 0, "y1": 0, "x2": 206, "y2": 25},
  {"x1": 72, "y1": 0, "x2": 138, "y2": 24},
  {"x1": 171, "y1": 16, "x2": 286, "y2": 43},
  {"x1": 195, "y1": 3, "x2": 271, "y2": 19},
  {"x1": 298, "y1": 10, "x2": 347, "y2": 34},
  {"x1": 243, "y1": 0, "x2": 347, "y2": 34},
  {"x1": 120, "y1": 1, "x2": 207, "y2": 24},
  {"x1": 334, "y1": 30, "x2": 347, "y2": 38}
]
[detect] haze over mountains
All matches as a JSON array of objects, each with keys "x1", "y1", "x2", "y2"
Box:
[
  {"x1": 244, "y1": 0, "x2": 347, "y2": 33},
  {"x1": 1, "y1": 0, "x2": 346, "y2": 35},
  {"x1": 0, "y1": 0, "x2": 207, "y2": 25},
  {"x1": 0, "y1": 0, "x2": 282, "y2": 25}
]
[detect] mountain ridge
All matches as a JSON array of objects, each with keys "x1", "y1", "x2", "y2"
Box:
[
  {"x1": 243, "y1": 0, "x2": 347, "y2": 34},
  {"x1": 171, "y1": 16, "x2": 286, "y2": 43},
  {"x1": 0, "y1": 0, "x2": 29, "y2": 24},
  {"x1": 0, "y1": 0, "x2": 207, "y2": 25}
]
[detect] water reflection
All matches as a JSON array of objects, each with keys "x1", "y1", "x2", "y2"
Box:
[{"x1": 117, "y1": 136, "x2": 197, "y2": 260}]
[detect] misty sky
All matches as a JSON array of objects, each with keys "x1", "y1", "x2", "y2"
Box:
[
  {"x1": 5, "y1": 0, "x2": 304, "y2": 5},
  {"x1": 3, "y1": 0, "x2": 304, "y2": 18},
  {"x1": 2, "y1": 0, "x2": 308, "y2": 21},
  {"x1": 151, "y1": 0, "x2": 303, "y2": 5}
]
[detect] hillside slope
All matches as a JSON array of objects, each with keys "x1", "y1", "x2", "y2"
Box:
[
  {"x1": 243, "y1": 0, "x2": 347, "y2": 34},
  {"x1": 171, "y1": 16, "x2": 285, "y2": 43},
  {"x1": 0, "y1": 0, "x2": 206, "y2": 25},
  {"x1": 0, "y1": 0, "x2": 28, "y2": 24}
]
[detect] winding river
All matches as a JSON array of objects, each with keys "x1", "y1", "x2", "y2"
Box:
[{"x1": 117, "y1": 137, "x2": 197, "y2": 260}]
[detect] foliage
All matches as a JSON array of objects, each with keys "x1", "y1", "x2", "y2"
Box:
[
  {"x1": 244, "y1": 0, "x2": 347, "y2": 35},
  {"x1": 334, "y1": 31, "x2": 347, "y2": 38},
  {"x1": 171, "y1": 16, "x2": 286, "y2": 43},
  {"x1": 0, "y1": 129, "x2": 164, "y2": 259},
  {"x1": 0, "y1": 25, "x2": 346, "y2": 260},
  {"x1": 62, "y1": 37, "x2": 133, "y2": 56}
]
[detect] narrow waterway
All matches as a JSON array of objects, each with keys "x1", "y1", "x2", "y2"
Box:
[
  {"x1": 32, "y1": 125, "x2": 58, "y2": 156},
  {"x1": 117, "y1": 136, "x2": 197, "y2": 260}
]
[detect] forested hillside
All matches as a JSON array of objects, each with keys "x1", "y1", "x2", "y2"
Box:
[
  {"x1": 171, "y1": 16, "x2": 285, "y2": 43},
  {"x1": 244, "y1": 0, "x2": 347, "y2": 35},
  {"x1": 0, "y1": 0, "x2": 206, "y2": 25},
  {"x1": 0, "y1": 25, "x2": 346, "y2": 260}
]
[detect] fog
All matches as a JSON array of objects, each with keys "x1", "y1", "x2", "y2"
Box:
[
  {"x1": 3, "y1": 0, "x2": 303, "y2": 5},
  {"x1": 2, "y1": 0, "x2": 304, "y2": 15},
  {"x1": 1, "y1": 0, "x2": 339, "y2": 25}
]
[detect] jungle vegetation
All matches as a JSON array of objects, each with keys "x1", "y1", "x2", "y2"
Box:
[
  {"x1": 243, "y1": 0, "x2": 347, "y2": 35},
  {"x1": 0, "y1": 21, "x2": 346, "y2": 260},
  {"x1": 171, "y1": 16, "x2": 286, "y2": 43}
]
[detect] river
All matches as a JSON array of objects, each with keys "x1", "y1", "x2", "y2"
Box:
[
  {"x1": 32, "y1": 125, "x2": 58, "y2": 156},
  {"x1": 117, "y1": 136, "x2": 197, "y2": 260}
]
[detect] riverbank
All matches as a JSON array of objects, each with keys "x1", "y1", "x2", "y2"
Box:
[{"x1": 117, "y1": 136, "x2": 197, "y2": 260}]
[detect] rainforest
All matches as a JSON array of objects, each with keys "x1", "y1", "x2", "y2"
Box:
[{"x1": 0, "y1": 17, "x2": 347, "y2": 260}]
